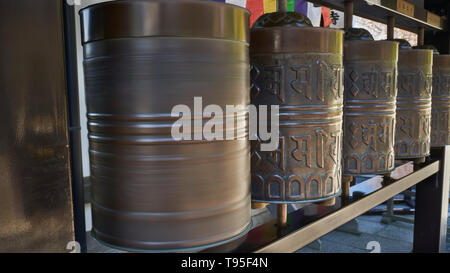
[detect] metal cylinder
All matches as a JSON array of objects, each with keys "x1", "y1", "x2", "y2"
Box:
[
  {"x1": 431, "y1": 55, "x2": 450, "y2": 146},
  {"x1": 80, "y1": 0, "x2": 251, "y2": 252},
  {"x1": 343, "y1": 40, "x2": 398, "y2": 175},
  {"x1": 250, "y1": 12, "x2": 344, "y2": 203},
  {"x1": 395, "y1": 48, "x2": 433, "y2": 159}
]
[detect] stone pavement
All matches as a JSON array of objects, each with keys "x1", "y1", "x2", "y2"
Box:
[{"x1": 297, "y1": 212, "x2": 450, "y2": 253}]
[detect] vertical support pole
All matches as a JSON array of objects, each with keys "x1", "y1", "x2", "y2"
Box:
[
  {"x1": 342, "y1": 175, "x2": 353, "y2": 200},
  {"x1": 277, "y1": 0, "x2": 287, "y2": 12},
  {"x1": 418, "y1": 26, "x2": 425, "y2": 46},
  {"x1": 344, "y1": 0, "x2": 354, "y2": 29},
  {"x1": 62, "y1": 0, "x2": 87, "y2": 253},
  {"x1": 387, "y1": 16, "x2": 395, "y2": 40},
  {"x1": 413, "y1": 157, "x2": 426, "y2": 170},
  {"x1": 381, "y1": 172, "x2": 396, "y2": 224},
  {"x1": 277, "y1": 204, "x2": 287, "y2": 227},
  {"x1": 413, "y1": 146, "x2": 450, "y2": 253},
  {"x1": 381, "y1": 198, "x2": 395, "y2": 224}
]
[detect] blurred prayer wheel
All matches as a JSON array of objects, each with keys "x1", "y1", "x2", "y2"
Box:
[
  {"x1": 342, "y1": 30, "x2": 398, "y2": 175},
  {"x1": 394, "y1": 40, "x2": 433, "y2": 159},
  {"x1": 431, "y1": 55, "x2": 450, "y2": 146},
  {"x1": 250, "y1": 12, "x2": 344, "y2": 203},
  {"x1": 80, "y1": 0, "x2": 251, "y2": 252}
]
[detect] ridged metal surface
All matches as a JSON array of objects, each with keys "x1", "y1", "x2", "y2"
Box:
[
  {"x1": 250, "y1": 13, "x2": 344, "y2": 203},
  {"x1": 80, "y1": 0, "x2": 251, "y2": 251},
  {"x1": 343, "y1": 40, "x2": 398, "y2": 175},
  {"x1": 395, "y1": 49, "x2": 433, "y2": 159},
  {"x1": 431, "y1": 55, "x2": 450, "y2": 146}
]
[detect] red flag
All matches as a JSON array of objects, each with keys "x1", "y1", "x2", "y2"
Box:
[
  {"x1": 321, "y1": 6, "x2": 332, "y2": 27},
  {"x1": 246, "y1": 0, "x2": 264, "y2": 27}
]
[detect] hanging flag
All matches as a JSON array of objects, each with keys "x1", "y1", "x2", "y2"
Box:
[
  {"x1": 293, "y1": 0, "x2": 307, "y2": 15},
  {"x1": 246, "y1": 0, "x2": 263, "y2": 26},
  {"x1": 329, "y1": 9, "x2": 344, "y2": 29},
  {"x1": 210, "y1": 0, "x2": 247, "y2": 8},
  {"x1": 263, "y1": 0, "x2": 277, "y2": 14},
  {"x1": 287, "y1": 0, "x2": 295, "y2": 11},
  {"x1": 208, "y1": 0, "x2": 327, "y2": 28},
  {"x1": 321, "y1": 6, "x2": 332, "y2": 27},
  {"x1": 227, "y1": 0, "x2": 247, "y2": 7},
  {"x1": 307, "y1": 3, "x2": 322, "y2": 27}
]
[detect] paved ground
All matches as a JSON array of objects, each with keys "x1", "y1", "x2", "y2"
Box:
[
  {"x1": 86, "y1": 204, "x2": 450, "y2": 253},
  {"x1": 297, "y1": 211, "x2": 450, "y2": 253},
  {"x1": 297, "y1": 215, "x2": 415, "y2": 253}
]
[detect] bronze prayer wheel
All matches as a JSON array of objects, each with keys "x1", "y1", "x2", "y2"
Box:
[
  {"x1": 431, "y1": 55, "x2": 450, "y2": 146},
  {"x1": 395, "y1": 42, "x2": 433, "y2": 159},
  {"x1": 250, "y1": 12, "x2": 344, "y2": 203},
  {"x1": 80, "y1": 0, "x2": 251, "y2": 252},
  {"x1": 343, "y1": 37, "x2": 398, "y2": 175}
]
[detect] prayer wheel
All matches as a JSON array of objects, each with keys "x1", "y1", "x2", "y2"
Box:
[
  {"x1": 394, "y1": 40, "x2": 433, "y2": 159},
  {"x1": 431, "y1": 54, "x2": 450, "y2": 146},
  {"x1": 250, "y1": 12, "x2": 344, "y2": 203},
  {"x1": 342, "y1": 29, "x2": 398, "y2": 175},
  {"x1": 80, "y1": 0, "x2": 251, "y2": 252}
]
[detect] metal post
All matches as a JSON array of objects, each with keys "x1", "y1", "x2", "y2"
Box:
[
  {"x1": 344, "y1": 0, "x2": 354, "y2": 29},
  {"x1": 413, "y1": 157, "x2": 426, "y2": 171},
  {"x1": 62, "y1": 0, "x2": 87, "y2": 253},
  {"x1": 381, "y1": 198, "x2": 395, "y2": 224},
  {"x1": 277, "y1": 0, "x2": 287, "y2": 12},
  {"x1": 387, "y1": 16, "x2": 395, "y2": 40},
  {"x1": 418, "y1": 26, "x2": 425, "y2": 46},
  {"x1": 342, "y1": 175, "x2": 353, "y2": 200},
  {"x1": 413, "y1": 146, "x2": 450, "y2": 252},
  {"x1": 277, "y1": 204, "x2": 287, "y2": 227}
]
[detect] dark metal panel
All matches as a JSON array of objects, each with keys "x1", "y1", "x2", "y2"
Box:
[
  {"x1": 0, "y1": 0, "x2": 75, "y2": 252},
  {"x1": 413, "y1": 146, "x2": 450, "y2": 253}
]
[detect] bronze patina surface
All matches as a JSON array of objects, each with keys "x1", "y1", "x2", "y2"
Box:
[
  {"x1": 395, "y1": 48, "x2": 433, "y2": 159},
  {"x1": 343, "y1": 40, "x2": 398, "y2": 175},
  {"x1": 80, "y1": 0, "x2": 251, "y2": 252},
  {"x1": 250, "y1": 12, "x2": 344, "y2": 203},
  {"x1": 431, "y1": 55, "x2": 450, "y2": 146},
  {"x1": 0, "y1": 0, "x2": 76, "y2": 252}
]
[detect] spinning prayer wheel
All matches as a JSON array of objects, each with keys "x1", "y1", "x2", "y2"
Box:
[
  {"x1": 250, "y1": 12, "x2": 344, "y2": 204},
  {"x1": 431, "y1": 54, "x2": 450, "y2": 146},
  {"x1": 394, "y1": 40, "x2": 433, "y2": 159},
  {"x1": 342, "y1": 29, "x2": 398, "y2": 175},
  {"x1": 80, "y1": 0, "x2": 251, "y2": 252}
]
